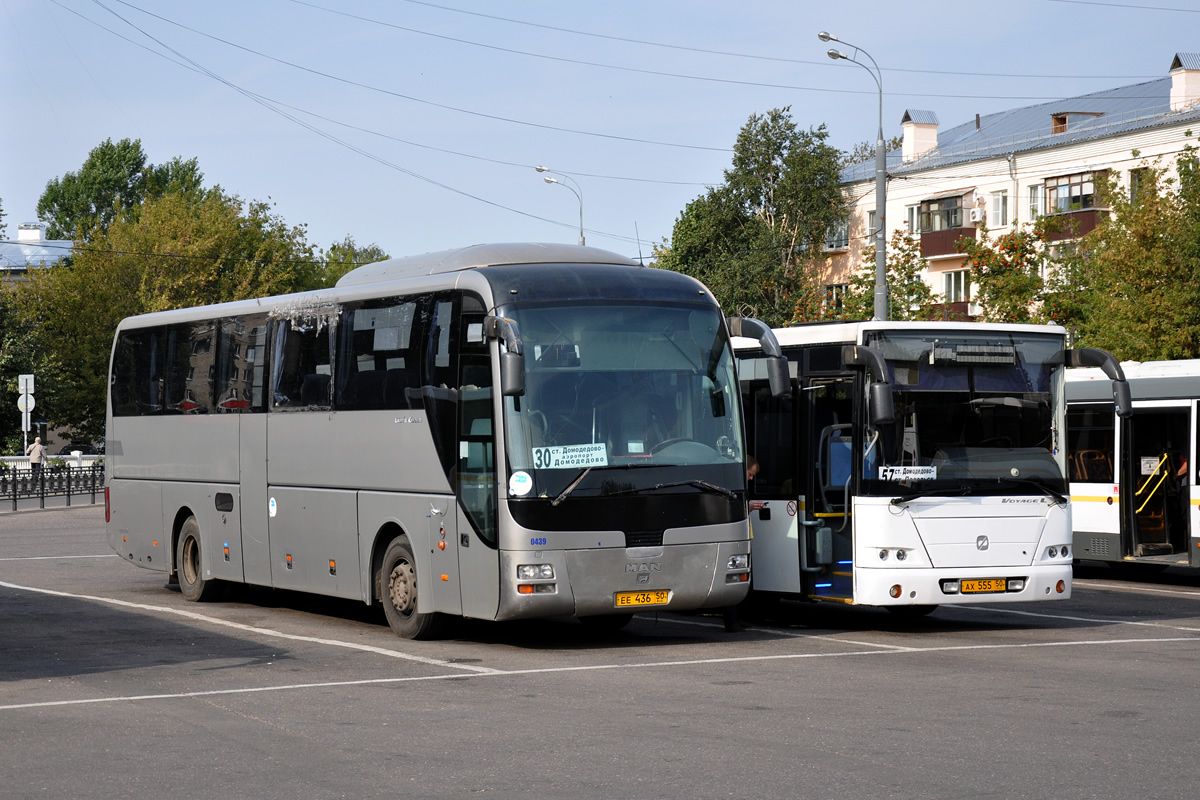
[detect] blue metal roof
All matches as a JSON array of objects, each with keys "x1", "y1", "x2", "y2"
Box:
[
  {"x1": 841, "y1": 64, "x2": 1200, "y2": 184},
  {"x1": 0, "y1": 238, "x2": 72, "y2": 272},
  {"x1": 901, "y1": 110, "x2": 939, "y2": 125},
  {"x1": 1172, "y1": 53, "x2": 1200, "y2": 71}
]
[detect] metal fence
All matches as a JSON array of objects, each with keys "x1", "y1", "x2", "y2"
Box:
[{"x1": 0, "y1": 465, "x2": 105, "y2": 511}]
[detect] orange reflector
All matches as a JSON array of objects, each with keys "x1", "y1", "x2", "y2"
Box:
[
  {"x1": 122, "y1": 537, "x2": 127, "y2": 543},
  {"x1": 1056, "y1": 580, "x2": 1066, "y2": 593},
  {"x1": 329, "y1": 560, "x2": 335, "y2": 569},
  {"x1": 889, "y1": 584, "x2": 903, "y2": 598},
  {"x1": 517, "y1": 584, "x2": 534, "y2": 594},
  {"x1": 437, "y1": 541, "x2": 446, "y2": 550},
  {"x1": 440, "y1": 574, "x2": 449, "y2": 581},
  {"x1": 735, "y1": 572, "x2": 749, "y2": 582},
  {"x1": 152, "y1": 541, "x2": 158, "y2": 547}
]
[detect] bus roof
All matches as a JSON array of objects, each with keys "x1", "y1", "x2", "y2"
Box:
[
  {"x1": 1068, "y1": 358, "x2": 1200, "y2": 402},
  {"x1": 336, "y1": 243, "x2": 640, "y2": 287},
  {"x1": 733, "y1": 320, "x2": 1068, "y2": 350}
]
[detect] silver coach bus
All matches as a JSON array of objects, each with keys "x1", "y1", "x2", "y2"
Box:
[{"x1": 105, "y1": 243, "x2": 788, "y2": 638}]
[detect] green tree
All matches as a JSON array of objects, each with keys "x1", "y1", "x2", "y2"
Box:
[
  {"x1": 322, "y1": 235, "x2": 390, "y2": 285},
  {"x1": 655, "y1": 108, "x2": 846, "y2": 326},
  {"x1": 1063, "y1": 145, "x2": 1200, "y2": 360},
  {"x1": 840, "y1": 135, "x2": 904, "y2": 168},
  {"x1": 11, "y1": 186, "x2": 317, "y2": 440},
  {"x1": 956, "y1": 221, "x2": 1051, "y2": 323},
  {"x1": 36, "y1": 138, "x2": 205, "y2": 240},
  {"x1": 840, "y1": 229, "x2": 938, "y2": 322}
]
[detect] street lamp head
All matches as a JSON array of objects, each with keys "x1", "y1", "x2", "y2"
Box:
[
  {"x1": 535, "y1": 165, "x2": 549, "y2": 173},
  {"x1": 827, "y1": 48, "x2": 847, "y2": 61},
  {"x1": 543, "y1": 176, "x2": 558, "y2": 185},
  {"x1": 817, "y1": 31, "x2": 837, "y2": 43}
]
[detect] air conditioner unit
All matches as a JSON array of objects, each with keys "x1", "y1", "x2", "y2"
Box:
[{"x1": 969, "y1": 208, "x2": 985, "y2": 223}]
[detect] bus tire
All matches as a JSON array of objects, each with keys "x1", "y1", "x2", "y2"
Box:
[
  {"x1": 177, "y1": 516, "x2": 216, "y2": 602},
  {"x1": 379, "y1": 537, "x2": 441, "y2": 640}
]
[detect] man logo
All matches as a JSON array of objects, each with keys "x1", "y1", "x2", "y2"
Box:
[{"x1": 976, "y1": 536, "x2": 990, "y2": 551}]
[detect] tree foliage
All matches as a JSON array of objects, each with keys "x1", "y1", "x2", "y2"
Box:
[
  {"x1": 837, "y1": 229, "x2": 939, "y2": 322},
  {"x1": 956, "y1": 221, "x2": 1051, "y2": 324},
  {"x1": 322, "y1": 234, "x2": 390, "y2": 285},
  {"x1": 655, "y1": 108, "x2": 846, "y2": 326},
  {"x1": 840, "y1": 135, "x2": 904, "y2": 168},
  {"x1": 10, "y1": 186, "x2": 318, "y2": 441},
  {"x1": 1061, "y1": 146, "x2": 1200, "y2": 360},
  {"x1": 36, "y1": 137, "x2": 204, "y2": 240}
]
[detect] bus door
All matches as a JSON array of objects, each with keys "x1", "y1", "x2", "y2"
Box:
[
  {"x1": 805, "y1": 374, "x2": 856, "y2": 601},
  {"x1": 743, "y1": 364, "x2": 800, "y2": 595},
  {"x1": 1066, "y1": 403, "x2": 1119, "y2": 562},
  {"x1": 455, "y1": 311, "x2": 500, "y2": 620},
  {"x1": 1189, "y1": 400, "x2": 1200, "y2": 567},
  {"x1": 1123, "y1": 403, "x2": 1191, "y2": 560}
]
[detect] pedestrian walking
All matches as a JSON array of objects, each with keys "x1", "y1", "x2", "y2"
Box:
[{"x1": 25, "y1": 437, "x2": 47, "y2": 482}]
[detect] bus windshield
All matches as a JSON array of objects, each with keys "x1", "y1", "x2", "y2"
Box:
[
  {"x1": 501, "y1": 301, "x2": 743, "y2": 499},
  {"x1": 862, "y1": 329, "x2": 1067, "y2": 497}
]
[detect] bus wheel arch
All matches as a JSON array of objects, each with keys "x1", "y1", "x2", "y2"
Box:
[
  {"x1": 376, "y1": 530, "x2": 442, "y2": 640},
  {"x1": 167, "y1": 506, "x2": 196, "y2": 585}
]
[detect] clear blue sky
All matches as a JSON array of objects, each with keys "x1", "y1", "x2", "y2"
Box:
[{"x1": 2, "y1": 0, "x2": 1196, "y2": 262}]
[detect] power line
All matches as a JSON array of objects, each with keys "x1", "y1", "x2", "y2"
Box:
[
  {"x1": 375, "y1": 0, "x2": 1163, "y2": 80},
  {"x1": 1049, "y1": 0, "x2": 1200, "y2": 11}
]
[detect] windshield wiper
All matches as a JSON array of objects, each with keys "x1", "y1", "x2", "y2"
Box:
[
  {"x1": 995, "y1": 476, "x2": 1068, "y2": 505},
  {"x1": 550, "y1": 467, "x2": 592, "y2": 507},
  {"x1": 605, "y1": 479, "x2": 737, "y2": 500},
  {"x1": 890, "y1": 485, "x2": 973, "y2": 507}
]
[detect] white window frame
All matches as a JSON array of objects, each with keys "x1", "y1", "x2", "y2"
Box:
[
  {"x1": 1028, "y1": 184, "x2": 1043, "y2": 220},
  {"x1": 944, "y1": 270, "x2": 970, "y2": 304},
  {"x1": 906, "y1": 205, "x2": 919, "y2": 234},
  {"x1": 990, "y1": 190, "x2": 1009, "y2": 227}
]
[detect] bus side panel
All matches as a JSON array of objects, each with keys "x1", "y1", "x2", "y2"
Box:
[
  {"x1": 268, "y1": 412, "x2": 450, "y2": 494},
  {"x1": 109, "y1": 416, "x2": 240, "y2": 482},
  {"x1": 1070, "y1": 482, "x2": 1121, "y2": 562},
  {"x1": 107, "y1": 478, "x2": 166, "y2": 572},
  {"x1": 744, "y1": 500, "x2": 802, "y2": 594},
  {"x1": 457, "y1": 506, "x2": 499, "y2": 621},
  {"x1": 268, "y1": 487, "x2": 360, "y2": 600},
  {"x1": 161, "y1": 481, "x2": 243, "y2": 584},
  {"x1": 240, "y1": 415, "x2": 272, "y2": 586},
  {"x1": 359, "y1": 491, "x2": 462, "y2": 615}
]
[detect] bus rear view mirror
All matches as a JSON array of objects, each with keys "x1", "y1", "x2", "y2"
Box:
[
  {"x1": 1065, "y1": 346, "x2": 1131, "y2": 418},
  {"x1": 726, "y1": 316, "x2": 790, "y2": 398},
  {"x1": 869, "y1": 381, "x2": 896, "y2": 426},
  {"x1": 500, "y1": 351, "x2": 525, "y2": 397}
]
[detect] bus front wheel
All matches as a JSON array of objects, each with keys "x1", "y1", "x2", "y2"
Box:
[
  {"x1": 379, "y1": 537, "x2": 441, "y2": 640},
  {"x1": 177, "y1": 516, "x2": 217, "y2": 602}
]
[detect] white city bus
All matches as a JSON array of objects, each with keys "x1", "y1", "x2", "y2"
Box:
[
  {"x1": 1067, "y1": 359, "x2": 1200, "y2": 568},
  {"x1": 735, "y1": 321, "x2": 1129, "y2": 615},
  {"x1": 105, "y1": 243, "x2": 788, "y2": 638}
]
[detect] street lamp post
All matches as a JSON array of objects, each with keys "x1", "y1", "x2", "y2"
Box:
[
  {"x1": 535, "y1": 166, "x2": 585, "y2": 246},
  {"x1": 820, "y1": 31, "x2": 888, "y2": 321}
]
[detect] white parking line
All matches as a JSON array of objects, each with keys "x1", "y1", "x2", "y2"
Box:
[
  {"x1": 959, "y1": 603, "x2": 1200, "y2": 633},
  {"x1": 0, "y1": 554, "x2": 120, "y2": 562},
  {"x1": 3, "y1": 634, "x2": 1198, "y2": 712},
  {"x1": 0, "y1": 580, "x2": 501, "y2": 674},
  {"x1": 1075, "y1": 579, "x2": 1200, "y2": 598}
]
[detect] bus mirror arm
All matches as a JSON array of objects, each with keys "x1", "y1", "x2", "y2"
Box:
[
  {"x1": 727, "y1": 316, "x2": 789, "y2": 398},
  {"x1": 842, "y1": 345, "x2": 896, "y2": 425},
  {"x1": 1065, "y1": 347, "x2": 1131, "y2": 418},
  {"x1": 485, "y1": 315, "x2": 526, "y2": 397}
]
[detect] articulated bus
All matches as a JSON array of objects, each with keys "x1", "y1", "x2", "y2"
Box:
[
  {"x1": 735, "y1": 321, "x2": 1129, "y2": 615},
  {"x1": 105, "y1": 243, "x2": 788, "y2": 638},
  {"x1": 1067, "y1": 359, "x2": 1200, "y2": 568}
]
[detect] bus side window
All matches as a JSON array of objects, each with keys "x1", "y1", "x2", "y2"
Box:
[
  {"x1": 272, "y1": 318, "x2": 332, "y2": 409},
  {"x1": 1067, "y1": 404, "x2": 1114, "y2": 482}
]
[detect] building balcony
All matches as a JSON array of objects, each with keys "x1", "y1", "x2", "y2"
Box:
[{"x1": 920, "y1": 226, "x2": 976, "y2": 258}]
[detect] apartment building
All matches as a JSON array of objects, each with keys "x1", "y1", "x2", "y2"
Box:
[{"x1": 829, "y1": 52, "x2": 1200, "y2": 319}]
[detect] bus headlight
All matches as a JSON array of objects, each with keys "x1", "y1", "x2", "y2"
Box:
[
  {"x1": 727, "y1": 554, "x2": 749, "y2": 570},
  {"x1": 1048, "y1": 546, "x2": 1058, "y2": 558},
  {"x1": 517, "y1": 564, "x2": 554, "y2": 580}
]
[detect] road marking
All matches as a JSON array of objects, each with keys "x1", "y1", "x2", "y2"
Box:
[
  {"x1": 0, "y1": 554, "x2": 120, "y2": 562},
  {"x1": 1076, "y1": 579, "x2": 1200, "y2": 599},
  {"x1": 667, "y1": 616, "x2": 919, "y2": 650},
  {"x1": 0, "y1": 580, "x2": 501, "y2": 674},
  {"x1": 959, "y1": 603, "x2": 1200, "y2": 633},
  {"x1": 3, "y1": 635, "x2": 1198, "y2": 712}
]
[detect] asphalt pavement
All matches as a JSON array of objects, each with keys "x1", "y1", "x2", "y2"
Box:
[{"x1": 4, "y1": 505, "x2": 1200, "y2": 799}]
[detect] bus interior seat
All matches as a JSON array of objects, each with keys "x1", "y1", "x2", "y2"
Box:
[
  {"x1": 301, "y1": 373, "x2": 331, "y2": 406},
  {"x1": 1076, "y1": 450, "x2": 1113, "y2": 482},
  {"x1": 349, "y1": 370, "x2": 386, "y2": 409}
]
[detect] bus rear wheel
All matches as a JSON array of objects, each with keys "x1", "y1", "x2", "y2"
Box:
[
  {"x1": 177, "y1": 516, "x2": 217, "y2": 602},
  {"x1": 379, "y1": 537, "x2": 441, "y2": 640}
]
